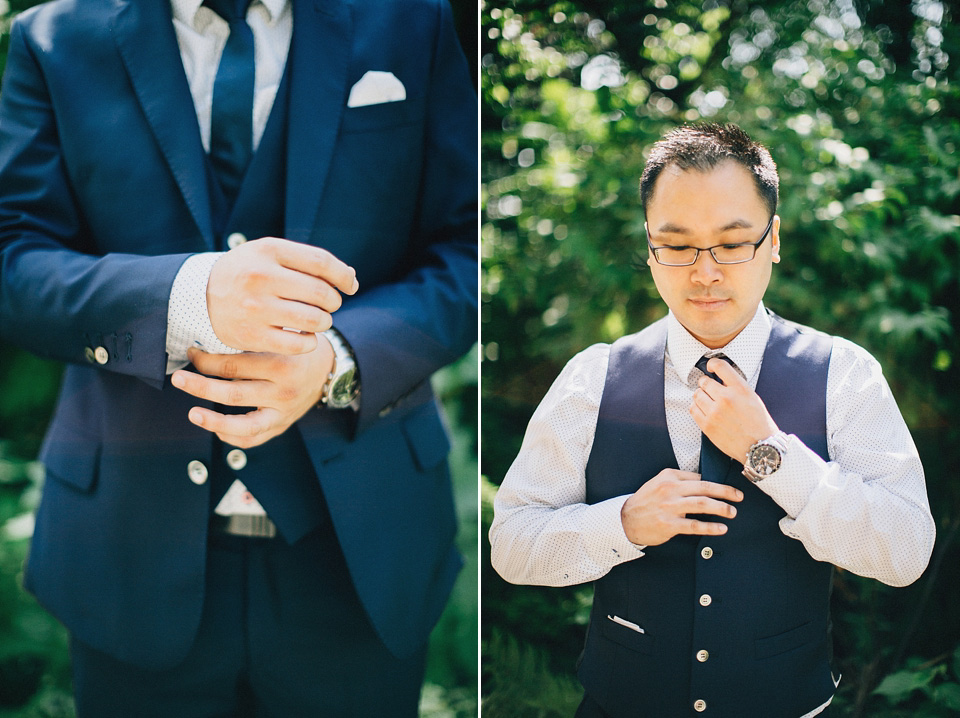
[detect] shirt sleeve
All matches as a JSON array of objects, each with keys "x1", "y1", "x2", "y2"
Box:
[
  {"x1": 755, "y1": 337, "x2": 935, "y2": 587},
  {"x1": 489, "y1": 344, "x2": 644, "y2": 587},
  {"x1": 165, "y1": 251, "x2": 241, "y2": 374}
]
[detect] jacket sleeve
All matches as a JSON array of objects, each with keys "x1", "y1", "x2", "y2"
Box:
[
  {"x1": 0, "y1": 16, "x2": 188, "y2": 390},
  {"x1": 329, "y1": 0, "x2": 478, "y2": 433}
]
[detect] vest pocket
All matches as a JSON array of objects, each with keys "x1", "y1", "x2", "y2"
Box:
[
  {"x1": 600, "y1": 614, "x2": 654, "y2": 655},
  {"x1": 754, "y1": 620, "x2": 817, "y2": 659}
]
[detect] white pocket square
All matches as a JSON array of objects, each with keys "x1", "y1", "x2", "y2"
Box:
[{"x1": 347, "y1": 71, "x2": 406, "y2": 108}]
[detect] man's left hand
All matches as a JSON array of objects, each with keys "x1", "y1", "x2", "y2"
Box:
[
  {"x1": 171, "y1": 340, "x2": 334, "y2": 448},
  {"x1": 690, "y1": 358, "x2": 780, "y2": 462}
]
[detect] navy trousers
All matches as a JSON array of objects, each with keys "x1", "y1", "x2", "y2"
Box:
[{"x1": 70, "y1": 524, "x2": 426, "y2": 717}]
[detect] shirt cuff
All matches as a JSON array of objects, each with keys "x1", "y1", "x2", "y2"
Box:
[
  {"x1": 752, "y1": 433, "x2": 828, "y2": 519},
  {"x1": 165, "y1": 252, "x2": 241, "y2": 374},
  {"x1": 583, "y1": 495, "x2": 646, "y2": 568}
]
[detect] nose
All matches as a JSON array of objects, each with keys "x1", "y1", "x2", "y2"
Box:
[{"x1": 690, "y1": 250, "x2": 724, "y2": 285}]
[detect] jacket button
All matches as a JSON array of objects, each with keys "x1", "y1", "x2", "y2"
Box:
[
  {"x1": 93, "y1": 346, "x2": 109, "y2": 365},
  {"x1": 694, "y1": 699, "x2": 707, "y2": 712},
  {"x1": 187, "y1": 460, "x2": 208, "y2": 485},
  {"x1": 696, "y1": 649, "x2": 709, "y2": 662},
  {"x1": 227, "y1": 232, "x2": 247, "y2": 249},
  {"x1": 226, "y1": 448, "x2": 247, "y2": 471},
  {"x1": 701, "y1": 546, "x2": 713, "y2": 559},
  {"x1": 699, "y1": 594, "x2": 712, "y2": 607}
]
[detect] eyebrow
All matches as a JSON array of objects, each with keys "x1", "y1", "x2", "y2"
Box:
[{"x1": 654, "y1": 218, "x2": 756, "y2": 234}]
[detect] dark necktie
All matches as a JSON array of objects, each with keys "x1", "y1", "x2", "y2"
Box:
[
  {"x1": 695, "y1": 354, "x2": 737, "y2": 480},
  {"x1": 205, "y1": 0, "x2": 255, "y2": 205}
]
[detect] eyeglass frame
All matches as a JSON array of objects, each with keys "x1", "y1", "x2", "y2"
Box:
[{"x1": 645, "y1": 214, "x2": 776, "y2": 266}]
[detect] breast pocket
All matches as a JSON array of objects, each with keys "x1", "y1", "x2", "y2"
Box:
[{"x1": 340, "y1": 97, "x2": 426, "y2": 134}]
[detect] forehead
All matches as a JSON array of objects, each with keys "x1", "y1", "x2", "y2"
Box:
[{"x1": 647, "y1": 160, "x2": 767, "y2": 221}]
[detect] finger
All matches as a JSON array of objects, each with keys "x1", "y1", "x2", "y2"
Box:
[
  {"x1": 707, "y1": 358, "x2": 745, "y2": 387},
  {"x1": 172, "y1": 370, "x2": 268, "y2": 407},
  {"x1": 678, "y1": 496, "x2": 738, "y2": 519},
  {"x1": 270, "y1": 239, "x2": 359, "y2": 295},
  {"x1": 264, "y1": 296, "x2": 334, "y2": 336},
  {"x1": 676, "y1": 518, "x2": 730, "y2": 536},
  {"x1": 187, "y1": 348, "x2": 277, "y2": 380},
  {"x1": 275, "y1": 267, "x2": 344, "y2": 313},
  {"x1": 673, "y1": 471, "x2": 706, "y2": 481},
  {"x1": 678, "y1": 481, "x2": 744, "y2": 502},
  {"x1": 187, "y1": 406, "x2": 278, "y2": 439}
]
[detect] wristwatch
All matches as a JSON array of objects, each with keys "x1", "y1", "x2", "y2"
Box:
[
  {"x1": 318, "y1": 328, "x2": 360, "y2": 410},
  {"x1": 742, "y1": 431, "x2": 789, "y2": 483}
]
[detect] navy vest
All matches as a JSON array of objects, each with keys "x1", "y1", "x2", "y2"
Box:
[
  {"x1": 578, "y1": 312, "x2": 836, "y2": 718},
  {"x1": 205, "y1": 64, "x2": 327, "y2": 544}
]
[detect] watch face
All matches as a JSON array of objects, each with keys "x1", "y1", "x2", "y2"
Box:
[
  {"x1": 750, "y1": 444, "x2": 781, "y2": 475},
  {"x1": 329, "y1": 367, "x2": 359, "y2": 405}
]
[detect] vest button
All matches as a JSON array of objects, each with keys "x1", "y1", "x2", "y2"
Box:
[
  {"x1": 227, "y1": 232, "x2": 248, "y2": 249},
  {"x1": 696, "y1": 649, "x2": 709, "y2": 662},
  {"x1": 187, "y1": 460, "x2": 208, "y2": 485},
  {"x1": 699, "y1": 594, "x2": 712, "y2": 607},
  {"x1": 694, "y1": 699, "x2": 707, "y2": 712},
  {"x1": 701, "y1": 546, "x2": 713, "y2": 559},
  {"x1": 226, "y1": 448, "x2": 248, "y2": 471}
]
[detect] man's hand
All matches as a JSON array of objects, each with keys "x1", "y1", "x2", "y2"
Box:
[
  {"x1": 690, "y1": 358, "x2": 780, "y2": 462},
  {"x1": 620, "y1": 469, "x2": 743, "y2": 546},
  {"x1": 206, "y1": 237, "x2": 359, "y2": 355},
  {"x1": 170, "y1": 341, "x2": 334, "y2": 448}
]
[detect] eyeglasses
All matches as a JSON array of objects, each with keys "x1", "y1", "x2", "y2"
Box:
[{"x1": 646, "y1": 215, "x2": 775, "y2": 266}]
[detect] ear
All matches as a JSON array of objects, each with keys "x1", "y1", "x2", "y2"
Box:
[
  {"x1": 645, "y1": 222, "x2": 655, "y2": 267},
  {"x1": 771, "y1": 215, "x2": 781, "y2": 264}
]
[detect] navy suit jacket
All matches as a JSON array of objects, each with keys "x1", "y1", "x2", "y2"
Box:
[{"x1": 0, "y1": 0, "x2": 476, "y2": 669}]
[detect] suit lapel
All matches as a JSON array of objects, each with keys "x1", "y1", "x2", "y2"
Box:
[
  {"x1": 111, "y1": 0, "x2": 214, "y2": 246},
  {"x1": 284, "y1": 0, "x2": 352, "y2": 244}
]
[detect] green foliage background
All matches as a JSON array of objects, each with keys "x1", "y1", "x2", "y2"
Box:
[
  {"x1": 481, "y1": 1, "x2": 960, "y2": 716},
  {"x1": 0, "y1": 0, "x2": 480, "y2": 716}
]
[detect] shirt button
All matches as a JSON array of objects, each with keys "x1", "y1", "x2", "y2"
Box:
[
  {"x1": 225, "y1": 448, "x2": 247, "y2": 471},
  {"x1": 94, "y1": 346, "x2": 109, "y2": 365},
  {"x1": 694, "y1": 699, "x2": 707, "y2": 712},
  {"x1": 696, "y1": 649, "x2": 710, "y2": 662},
  {"x1": 187, "y1": 460, "x2": 208, "y2": 485},
  {"x1": 227, "y1": 232, "x2": 247, "y2": 249},
  {"x1": 701, "y1": 546, "x2": 714, "y2": 559},
  {"x1": 699, "y1": 594, "x2": 712, "y2": 607}
]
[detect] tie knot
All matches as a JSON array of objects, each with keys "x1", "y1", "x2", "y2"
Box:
[
  {"x1": 205, "y1": 0, "x2": 252, "y2": 23},
  {"x1": 695, "y1": 353, "x2": 736, "y2": 383}
]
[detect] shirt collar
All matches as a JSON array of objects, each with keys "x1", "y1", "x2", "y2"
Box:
[
  {"x1": 666, "y1": 303, "x2": 772, "y2": 386},
  {"x1": 171, "y1": 0, "x2": 288, "y2": 27}
]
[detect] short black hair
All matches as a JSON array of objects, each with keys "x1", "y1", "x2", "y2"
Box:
[{"x1": 639, "y1": 124, "x2": 779, "y2": 216}]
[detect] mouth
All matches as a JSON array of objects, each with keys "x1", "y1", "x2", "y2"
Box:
[{"x1": 688, "y1": 297, "x2": 730, "y2": 311}]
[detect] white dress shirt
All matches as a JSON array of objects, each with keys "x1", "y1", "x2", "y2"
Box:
[
  {"x1": 164, "y1": 0, "x2": 292, "y2": 516},
  {"x1": 489, "y1": 304, "x2": 935, "y2": 717},
  {"x1": 165, "y1": 0, "x2": 292, "y2": 374}
]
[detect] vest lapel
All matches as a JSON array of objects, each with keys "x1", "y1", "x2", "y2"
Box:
[
  {"x1": 284, "y1": 0, "x2": 352, "y2": 243},
  {"x1": 111, "y1": 0, "x2": 214, "y2": 247}
]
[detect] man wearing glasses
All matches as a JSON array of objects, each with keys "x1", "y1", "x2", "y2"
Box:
[{"x1": 490, "y1": 124, "x2": 934, "y2": 718}]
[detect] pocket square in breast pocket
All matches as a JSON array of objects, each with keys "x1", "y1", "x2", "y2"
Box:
[{"x1": 347, "y1": 71, "x2": 406, "y2": 108}]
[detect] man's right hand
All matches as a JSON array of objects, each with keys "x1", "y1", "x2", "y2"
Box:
[
  {"x1": 206, "y1": 237, "x2": 359, "y2": 355},
  {"x1": 620, "y1": 469, "x2": 743, "y2": 546}
]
